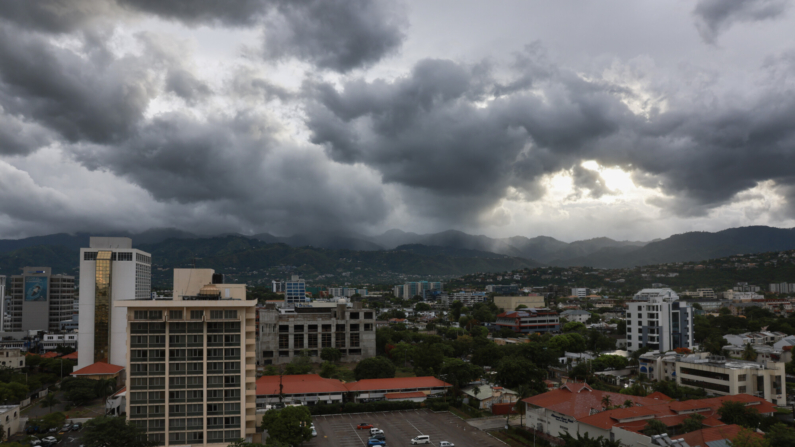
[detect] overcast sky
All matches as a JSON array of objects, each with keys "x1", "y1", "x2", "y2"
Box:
[{"x1": 1, "y1": 0, "x2": 795, "y2": 242}]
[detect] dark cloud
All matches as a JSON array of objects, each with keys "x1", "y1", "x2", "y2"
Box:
[
  {"x1": 118, "y1": 0, "x2": 267, "y2": 27},
  {"x1": 262, "y1": 0, "x2": 406, "y2": 72},
  {"x1": 693, "y1": 0, "x2": 790, "y2": 43},
  {"x1": 227, "y1": 67, "x2": 294, "y2": 102},
  {"x1": 165, "y1": 69, "x2": 212, "y2": 103}
]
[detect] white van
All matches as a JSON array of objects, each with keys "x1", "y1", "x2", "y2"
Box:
[
  {"x1": 411, "y1": 435, "x2": 430, "y2": 445},
  {"x1": 370, "y1": 428, "x2": 384, "y2": 436}
]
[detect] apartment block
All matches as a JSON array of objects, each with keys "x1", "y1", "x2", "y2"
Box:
[
  {"x1": 257, "y1": 303, "x2": 376, "y2": 365},
  {"x1": 40, "y1": 333, "x2": 78, "y2": 351},
  {"x1": 5, "y1": 267, "x2": 74, "y2": 333},
  {"x1": 119, "y1": 287, "x2": 258, "y2": 446},
  {"x1": 626, "y1": 288, "x2": 693, "y2": 353},
  {"x1": 493, "y1": 295, "x2": 545, "y2": 311}
]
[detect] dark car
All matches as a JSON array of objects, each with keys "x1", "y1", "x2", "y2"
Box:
[
  {"x1": 72, "y1": 423, "x2": 82, "y2": 431},
  {"x1": 372, "y1": 433, "x2": 386, "y2": 441}
]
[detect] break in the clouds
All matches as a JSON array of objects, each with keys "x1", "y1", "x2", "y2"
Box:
[{"x1": 1, "y1": 1, "x2": 795, "y2": 242}]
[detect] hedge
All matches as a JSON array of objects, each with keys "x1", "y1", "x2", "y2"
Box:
[{"x1": 308, "y1": 400, "x2": 422, "y2": 415}]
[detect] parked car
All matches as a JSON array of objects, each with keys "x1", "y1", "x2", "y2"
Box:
[
  {"x1": 372, "y1": 433, "x2": 386, "y2": 442},
  {"x1": 357, "y1": 423, "x2": 373, "y2": 430},
  {"x1": 29, "y1": 436, "x2": 42, "y2": 446},
  {"x1": 47, "y1": 427, "x2": 57, "y2": 434},
  {"x1": 311, "y1": 427, "x2": 317, "y2": 437},
  {"x1": 440, "y1": 442, "x2": 455, "y2": 447},
  {"x1": 26, "y1": 426, "x2": 40, "y2": 435},
  {"x1": 367, "y1": 438, "x2": 386, "y2": 447},
  {"x1": 59, "y1": 423, "x2": 73, "y2": 434},
  {"x1": 411, "y1": 435, "x2": 431, "y2": 445},
  {"x1": 41, "y1": 436, "x2": 57, "y2": 446},
  {"x1": 72, "y1": 423, "x2": 83, "y2": 431},
  {"x1": 370, "y1": 428, "x2": 384, "y2": 436}
]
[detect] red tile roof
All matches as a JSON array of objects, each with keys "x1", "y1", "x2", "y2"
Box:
[
  {"x1": 62, "y1": 351, "x2": 78, "y2": 360},
  {"x1": 646, "y1": 391, "x2": 673, "y2": 401},
  {"x1": 679, "y1": 424, "x2": 761, "y2": 446},
  {"x1": 344, "y1": 376, "x2": 451, "y2": 392},
  {"x1": 41, "y1": 352, "x2": 60, "y2": 358},
  {"x1": 256, "y1": 374, "x2": 349, "y2": 396},
  {"x1": 522, "y1": 383, "x2": 663, "y2": 420},
  {"x1": 70, "y1": 362, "x2": 124, "y2": 376},
  {"x1": 384, "y1": 392, "x2": 426, "y2": 399},
  {"x1": 112, "y1": 386, "x2": 126, "y2": 397}
]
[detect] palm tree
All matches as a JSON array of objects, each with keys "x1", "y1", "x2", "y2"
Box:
[
  {"x1": 623, "y1": 400, "x2": 634, "y2": 408},
  {"x1": 601, "y1": 395, "x2": 612, "y2": 409},
  {"x1": 742, "y1": 343, "x2": 758, "y2": 361},
  {"x1": 40, "y1": 392, "x2": 59, "y2": 414}
]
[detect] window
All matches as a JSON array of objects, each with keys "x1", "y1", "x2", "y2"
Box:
[
  {"x1": 132, "y1": 364, "x2": 147, "y2": 374},
  {"x1": 279, "y1": 334, "x2": 289, "y2": 349},
  {"x1": 350, "y1": 333, "x2": 360, "y2": 347},
  {"x1": 132, "y1": 350, "x2": 147, "y2": 361},
  {"x1": 169, "y1": 391, "x2": 185, "y2": 400},
  {"x1": 224, "y1": 334, "x2": 240, "y2": 344},
  {"x1": 149, "y1": 349, "x2": 165, "y2": 360},
  {"x1": 294, "y1": 334, "x2": 304, "y2": 349},
  {"x1": 224, "y1": 376, "x2": 239, "y2": 386},
  {"x1": 308, "y1": 325, "x2": 318, "y2": 333},
  {"x1": 739, "y1": 386, "x2": 747, "y2": 393},
  {"x1": 321, "y1": 333, "x2": 332, "y2": 348},
  {"x1": 84, "y1": 252, "x2": 98, "y2": 261},
  {"x1": 224, "y1": 348, "x2": 239, "y2": 357},
  {"x1": 187, "y1": 377, "x2": 202, "y2": 387},
  {"x1": 738, "y1": 374, "x2": 747, "y2": 381},
  {"x1": 170, "y1": 363, "x2": 185, "y2": 373},
  {"x1": 118, "y1": 252, "x2": 133, "y2": 261},
  {"x1": 170, "y1": 377, "x2": 186, "y2": 387},
  {"x1": 187, "y1": 404, "x2": 203, "y2": 413},
  {"x1": 190, "y1": 310, "x2": 203, "y2": 320},
  {"x1": 224, "y1": 403, "x2": 240, "y2": 413},
  {"x1": 170, "y1": 335, "x2": 186, "y2": 345},
  {"x1": 350, "y1": 312, "x2": 360, "y2": 319},
  {"x1": 207, "y1": 404, "x2": 220, "y2": 413},
  {"x1": 208, "y1": 376, "x2": 223, "y2": 386},
  {"x1": 188, "y1": 363, "x2": 203, "y2": 373},
  {"x1": 336, "y1": 324, "x2": 346, "y2": 332},
  {"x1": 364, "y1": 312, "x2": 373, "y2": 319},
  {"x1": 294, "y1": 325, "x2": 304, "y2": 332},
  {"x1": 208, "y1": 362, "x2": 223, "y2": 373},
  {"x1": 134, "y1": 311, "x2": 148, "y2": 320},
  {"x1": 335, "y1": 333, "x2": 346, "y2": 348},
  {"x1": 322, "y1": 324, "x2": 331, "y2": 332},
  {"x1": 150, "y1": 363, "x2": 165, "y2": 374},
  {"x1": 211, "y1": 310, "x2": 224, "y2": 319},
  {"x1": 169, "y1": 310, "x2": 183, "y2": 320},
  {"x1": 149, "y1": 310, "x2": 162, "y2": 320},
  {"x1": 350, "y1": 324, "x2": 360, "y2": 332},
  {"x1": 149, "y1": 377, "x2": 165, "y2": 388},
  {"x1": 224, "y1": 310, "x2": 237, "y2": 319},
  {"x1": 224, "y1": 417, "x2": 240, "y2": 427},
  {"x1": 187, "y1": 418, "x2": 203, "y2": 428},
  {"x1": 224, "y1": 389, "x2": 240, "y2": 399},
  {"x1": 308, "y1": 334, "x2": 318, "y2": 348},
  {"x1": 190, "y1": 390, "x2": 203, "y2": 399}
]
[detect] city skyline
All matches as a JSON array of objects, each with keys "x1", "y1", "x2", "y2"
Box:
[{"x1": 1, "y1": 1, "x2": 795, "y2": 242}]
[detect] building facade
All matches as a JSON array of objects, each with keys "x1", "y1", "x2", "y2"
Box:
[
  {"x1": 626, "y1": 288, "x2": 693, "y2": 353},
  {"x1": 560, "y1": 309, "x2": 591, "y2": 323},
  {"x1": 676, "y1": 356, "x2": 786, "y2": 405},
  {"x1": 284, "y1": 276, "x2": 307, "y2": 305},
  {"x1": 486, "y1": 284, "x2": 520, "y2": 295},
  {"x1": 78, "y1": 237, "x2": 152, "y2": 369},
  {"x1": 493, "y1": 295, "x2": 545, "y2": 311},
  {"x1": 0, "y1": 348, "x2": 25, "y2": 369},
  {"x1": 5, "y1": 267, "x2": 74, "y2": 333},
  {"x1": 257, "y1": 303, "x2": 376, "y2": 365},
  {"x1": 40, "y1": 333, "x2": 79, "y2": 351},
  {"x1": 495, "y1": 309, "x2": 560, "y2": 334},
  {"x1": 119, "y1": 293, "x2": 258, "y2": 446}
]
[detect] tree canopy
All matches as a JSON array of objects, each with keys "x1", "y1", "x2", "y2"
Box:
[
  {"x1": 83, "y1": 416, "x2": 156, "y2": 447},
  {"x1": 260, "y1": 406, "x2": 312, "y2": 446},
  {"x1": 353, "y1": 356, "x2": 396, "y2": 380}
]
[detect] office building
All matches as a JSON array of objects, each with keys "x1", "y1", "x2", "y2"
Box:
[
  {"x1": 284, "y1": 276, "x2": 308, "y2": 305},
  {"x1": 119, "y1": 269, "x2": 258, "y2": 446},
  {"x1": 493, "y1": 295, "x2": 545, "y2": 311},
  {"x1": 571, "y1": 288, "x2": 588, "y2": 298},
  {"x1": 495, "y1": 309, "x2": 559, "y2": 334},
  {"x1": 257, "y1": 303, "x2": 376, "y2": 366},
  {"x1": 78, "y1": 237, "x2": 152, "y2": 369},
  {"x1": 769, "y1": 282, "x2": 795, "y2": 294},
  {"x1": 40, "y1": 332, "x2": 79, "y2": 352},
  {"x1": 676, "y1": 355, "x2": 785, "y2": 404},
  {"x1": 271, "y1": 281, "x2": 284, "y2": 293},
  {"x1": 4, "y1": 267, "x2": 74, "y2": 333},
  {"x1": 173, "y1": 269, "x2": 244, "y2": 301},
  {"x1": 486, "y1": 284, "x2": 520, "y2": 295},
  {"x1": 327, "y1": 288, "x2": 367, "y2": 298},
  {"x1": 394, "y1": 281, "x2": 442, "y2": 299},
  {"x1": 0, "y1": 275, "x2": 7, "y2": 332},
  {"x1": 626, "y1": 288, "x2": 694, "y2": 353}
]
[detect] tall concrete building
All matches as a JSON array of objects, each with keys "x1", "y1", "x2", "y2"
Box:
[
  {"x1": 284, "y1": 276, "x2": 307, "y2": 305},
  {"x1": 626, "y1": 288, "x2": 694, "y2": 353},
  {"x1": 257, "y1": 303, "x2": 376, "y2": 366},
  {"x1": 119, "y1": 269, "x2": 258, "y2": 446},
  {"x1": 4, "y1": 267, "x2": 75, "y2": 333},
  {"x1": 0, "y1": 275, "x2": 7, "y2": 332},
  {"x1": 78, "y1": 237, "x2": 152, "y2": 369}
]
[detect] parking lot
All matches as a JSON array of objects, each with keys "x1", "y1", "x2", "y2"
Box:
[{"x1": 307, "y1": 410, "x2": 504, "y2": 447}]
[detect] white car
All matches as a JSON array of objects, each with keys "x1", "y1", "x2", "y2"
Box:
[
  {"x1": 312, "y1": 427, "x2": 317, "y2": 437},
  {"x1": 370, "y1": 428, "x2": 384, "y2": 436},
  {"x1": 42, "y1": 437, "x2": 57, "y2": 445},
  {"x1": 440, "y1": 442, "x2": 455, "y2": 447},
  {"x1": 411, "y1": 435, "x2": 430, "y2": 445}
]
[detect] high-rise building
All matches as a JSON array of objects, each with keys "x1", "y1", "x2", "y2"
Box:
[
  {"x1": 399, "y1": 281, "x2": 442, "y2": 300},
  {"x1": 78, "y1": 237, "x2": 152, "y2": 369},
  {"x1": 120, "y1": 269, "x2": 258, "y2": 446},
  {"x1": 4, "y1": 267, "x2": 75, "y2": 333},
  {"x1": 0, "y1": 275, "x2": 7, "y2": 332},
  {"x1": 626, "y1": 288, "x2": 694, "y2": 353},
  {"x1": 271, "y1": 280, "x2": 284, "y2": 293},
  {"x1": 285, "y1": 276, "x2": 307, "y2": 305}
]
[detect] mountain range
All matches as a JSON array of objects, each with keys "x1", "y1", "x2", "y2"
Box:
[{"x1": 1, "y1": 226, "x2": 795, "y2": 280}]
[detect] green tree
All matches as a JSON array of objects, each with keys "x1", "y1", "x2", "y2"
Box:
[
  {"x1": 643, "y1": 419, "x2": 668, "y2": 436},
  {"x1": 732, "y1": 428, "x2": 770, "y2": 447},
  {"x1": 623, "y1": 400, "x2": 634, "y2": 408},
  {"x1": 560, "y1": 432, "x2": 620, "y2": 447},
  {"x1": 67, "y1": 387, "x2": 97, "y2": 406},
  {"x1": 495, "y1": 356, "x2": 545, "y2": 392},
  {"x1": 390, "y1": 342, "x2": 414, "y2": 367},
  {"x1": 94, "y1": 378, "x2": 117, "y2": 406},
  {"x1": 766, "y1": 423, "x2": 795, "y2": 447},
  {"x1": 563, "y1": 321, "x2": 586, "y2": 332},
  {"x1": 681, "y1": 413, "x2": 705, "y2": 433},
  {"x1": 415, "y1": 302, "x2": 431, "y2": 312},
  {"x1": 438, "y1": 358, "x2": 482, "y2": 392},
  {"x1": 320, "y1": 348, "x2": 342, "y2": 363},
  {"x1": 83, "y1": 416, "x2": 156, "y2": 447},
  {"x1": 601, "y1": 395, "x2": 612, "y2": 409},
  {"x1": 354, "y1": 356, "x2": 396, "y2": 380},
  {"x1": 40, "y1": 392, "x2": 60, "y2": 413},
  {"x1": 742, "y1": 344, "x2": 758, "y2": 361},
  {"x1": 39, "y1": 412, "x2": 66, "y2": 431},
  {"x1": 319, "y1": 361, "x2": 337, "y2": 378},
  {"x1": 450, "y1": 301, "x2": 464, "y2": 321},
  {"x1": 718, "y1": 400, "x2": 761, "y2": 429},
  {"x1": 0, "y1": 382, "x2": 29, "y2": 402},
  {"x1": 260, "y1": 406, "x2": 312, "y2": 446}
]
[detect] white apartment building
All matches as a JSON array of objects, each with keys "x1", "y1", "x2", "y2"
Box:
[
  {"x1": 118, "y1": 271, "x2": 259, "y2": 446},
  {"x1": 723, "y1": 290, "x2": 764, "y2": 302},
  {"x1": 40, "y1": 333, "x2": 79, "y2": 351},
  {"x1": 676, "y1": 355, "x2": 786, "y2": 405},
  {"x1": 626, "y1": 288, "x2": 693, "y2": 353},
  {"x1": 560, "y1": 309, "x2": 591, "y2": 323},
  {"x1": 78, "y1": 237, "x2": 152, "y2": 369},
  {"x1": 571, "y1": 288, "x2": 588, "y2": 298},
  {"x1": 0, "y1": 404, "x2": 21, "y2": 439},
  {"x1": 441, "y1": 292, "x2": 487, "y2": 307}
]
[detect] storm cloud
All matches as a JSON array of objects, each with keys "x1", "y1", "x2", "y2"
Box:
[{"x1": 1, "y1": 1, "x2": 795, "y2": 241}]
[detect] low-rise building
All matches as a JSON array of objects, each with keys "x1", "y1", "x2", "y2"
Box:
[
  {"x1": 462, "y1": 385, "x2": 517, "y2": 410},
  {"x1": 560, "y1": 310, "x2": 591, "y2": 323},
  {"x1": 522, "y1": 382, "x2": 776, "y2": 446},
  {"x1": 676, "y1": 355, "x2": 786, "y2": 404},
  {"x1": 493, "y1": 295, "x2": 545, "y2": 311},
  {"x1": 0, "y1": 404, "x2": 21, "y2": 439},
  {"x1": 40, "y1": 332, "x2": 78, "y2": 351},
  {"x1": 345, "y1": 377, "x2": 451, "y2": 402},
  {"x1": 442, "y1": 292, "x2": 487, "y2": 307},
  {"x1": 495, "y1": 309, "x2": 559, "y2": 335},
  {"x1": 257, "y1": 303, "x2": 376, "y2": 366},
  {"x1": 0, "y1": 348, "x2": 25, "y2": 369}
]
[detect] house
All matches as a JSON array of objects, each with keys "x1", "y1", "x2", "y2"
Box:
[
  {"x1": 560, "y1": 310, "x2": 591, "y2": 323},
  {"x1": 462, "y1": 385, "x2": 518, "y2": 410},
  {"x1": 69, "y1": 362, "x2": 124, "y2": 382}
]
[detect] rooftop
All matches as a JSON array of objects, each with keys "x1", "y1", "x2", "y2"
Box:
[
  {"x1": 256, "y1": 374, "x2": 349, "y2": 396},
  {"x1": 70, "y1": 362, "x2": 124, "y2": 376}
]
